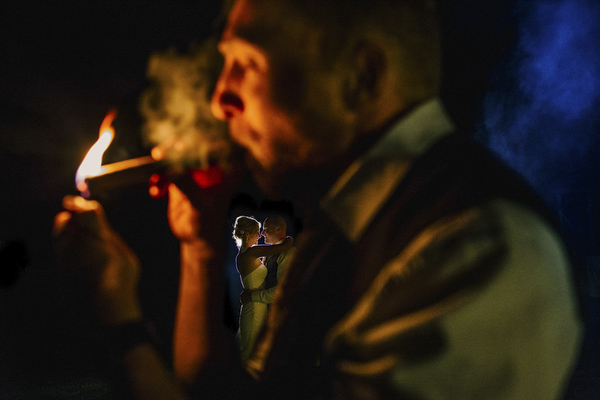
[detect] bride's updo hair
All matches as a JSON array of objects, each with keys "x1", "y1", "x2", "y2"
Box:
[{"x1": 232, "y1": 216, "x2": 261, "y2": 249}]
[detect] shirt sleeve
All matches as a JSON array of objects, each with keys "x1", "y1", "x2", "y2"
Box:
[
  {"x1": 252, "y1": 247, "x2": 297, "y2": 304},
  {"x1": 277, "y1": 246, "x2": 296, "y2": 282},
  {"x1": 251, "y1": 286, "x2": 277, "y2": 304},
  {"x1": 323, "y1": 201, "x2": 582, "y2": 400}
]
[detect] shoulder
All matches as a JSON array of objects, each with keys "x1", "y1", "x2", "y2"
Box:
[
  {"x1": 325, "y1": 200, "x2": 581, "y2": 399},
  {"x1": 277, "y1": 245, "x2": 297, "y2": 263},
  {"x1": 283, "y1": 246, "x2": 297, "y2": 256}
]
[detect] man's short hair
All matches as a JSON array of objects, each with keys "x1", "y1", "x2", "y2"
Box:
[{"x1": 273, "y1": 0, "x2": 441, "y2": 103}]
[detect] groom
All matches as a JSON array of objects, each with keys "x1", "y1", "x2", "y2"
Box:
[{"x1": 241, "y1": 215, "x2": 296, "y2": 306}]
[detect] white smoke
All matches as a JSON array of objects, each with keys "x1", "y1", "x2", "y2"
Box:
[{"x1": 139, "y1": 38, "x2": 230, "y2": 169}]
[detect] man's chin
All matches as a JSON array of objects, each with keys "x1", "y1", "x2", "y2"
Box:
[
  {"x1": 240, "y1": 154, "x2": 276, "y2": 196},
  {"x1": 245, "y1": 154, "x2": 335, "y2": 204},
  {"x1": 244, "y1": 154, "x2": 304, "y2": 201},
  {"x1": 249, "y1": 164, "x2": 288, "y2": 200}
]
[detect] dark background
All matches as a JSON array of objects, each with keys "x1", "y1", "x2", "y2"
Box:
[
  {"x1": 0, "y1": 1, "x2": 598, "y2": 398},
  {"x1": 0, "y1": 1, "x2": 227, "y2": 397}
]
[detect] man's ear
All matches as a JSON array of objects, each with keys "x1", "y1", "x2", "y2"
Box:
[{"x1": 342, "y1": 41, "x2": 386, "y2": 110}]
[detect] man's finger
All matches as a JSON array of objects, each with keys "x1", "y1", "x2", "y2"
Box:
[{"x1": 53, "y1": 211, "x2": 72, "y2": 236}]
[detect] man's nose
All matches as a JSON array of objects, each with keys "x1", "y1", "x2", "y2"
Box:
[{"x1": 211, "y1": 66, "x2": 244, "y2": 120}]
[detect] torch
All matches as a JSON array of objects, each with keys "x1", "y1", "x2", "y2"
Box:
[{"x1": 75, "y1": 111, "x2": 224, "y2": 199}]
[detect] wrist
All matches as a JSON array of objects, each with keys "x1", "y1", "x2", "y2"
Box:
[
  {"x1": 180, "y1": 239, "x2": 224, "y2": 270},
  {"x1": 179, "y1": 239, "x2": 226, "y2": 295}
]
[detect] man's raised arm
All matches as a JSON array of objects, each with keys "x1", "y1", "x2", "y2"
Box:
[{"x1": 167, "y1": 172, "x2": 249, "y2": 397}]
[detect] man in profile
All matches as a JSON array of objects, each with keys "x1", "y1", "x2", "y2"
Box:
[{"x1": 54, "y1": 1, "x2": 582, "y2": 399}]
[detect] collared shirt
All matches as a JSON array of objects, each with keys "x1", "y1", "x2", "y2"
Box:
[
  {"x1": 316, "y1": 98, "x2": 582, "y2": 399},
  {"x1": 321, "y1": 97, "x2": 455, "y2": 242}
]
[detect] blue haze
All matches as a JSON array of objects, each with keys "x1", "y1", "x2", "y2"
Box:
[{"x1": 479, "y1": 0, "x2": 600, "y2": 202}]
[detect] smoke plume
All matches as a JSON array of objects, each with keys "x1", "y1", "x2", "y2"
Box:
[{"x1": 139, "y1": 38, "x2": 230, "y2": 169}]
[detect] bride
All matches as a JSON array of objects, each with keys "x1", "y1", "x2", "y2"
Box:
[{"x1": 232, "y1": 215, "x2": 293, "y2": 361}]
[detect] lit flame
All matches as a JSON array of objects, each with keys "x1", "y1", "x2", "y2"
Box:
[{"x1": 75, "y1": 110, "x2": 117, "y2": 193}]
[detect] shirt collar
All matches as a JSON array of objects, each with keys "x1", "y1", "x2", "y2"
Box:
[{"x1": 320, "y1": 97, "x2": 455, "y2": 242}]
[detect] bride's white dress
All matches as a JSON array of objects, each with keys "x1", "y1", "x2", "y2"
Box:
[{"x1": 238, "y1": 259, "x2": 268, "y2": 361}]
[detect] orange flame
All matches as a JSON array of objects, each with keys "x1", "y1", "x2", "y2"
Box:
[{"x1": 75, "y1": 110, "x2": 117, "y2": 193}]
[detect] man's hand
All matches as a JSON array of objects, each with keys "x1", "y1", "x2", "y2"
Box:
[
  {"x1": 167, "y1": 163, "x2": 244, "y2": 243},
  {"x1": 167, "y1": 183, "x2": 203, "y2": 242},
  {"x1": 240, "y1": 289, "x2": 253, "y2": 305},
  {"x1": 53, "y1": 195, "x2": 142, "y2": 325}
]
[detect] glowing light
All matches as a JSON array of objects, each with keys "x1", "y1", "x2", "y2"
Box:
[
  {"x1": 75, "y1": 111, "x2": 117, "y2": 193},
  {"x1": 150, "y1": 146, "x2": 163, "y2": 161}
]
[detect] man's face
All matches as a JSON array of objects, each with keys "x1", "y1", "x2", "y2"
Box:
[
  {"x1": 211, "y1": 0, "x2": 355, "y2": 196},
  {"x1": 260, "y1": 222, "x2": 278, "y2": 244}
]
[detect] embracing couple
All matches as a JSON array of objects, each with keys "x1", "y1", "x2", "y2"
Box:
[{"x1": 232, "y1": 215, "x2": 296, "y2": 361}]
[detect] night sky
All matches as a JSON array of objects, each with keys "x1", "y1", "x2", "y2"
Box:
[{"x1": 0, "y1": 0, "x2": 599, "y2": 398}]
